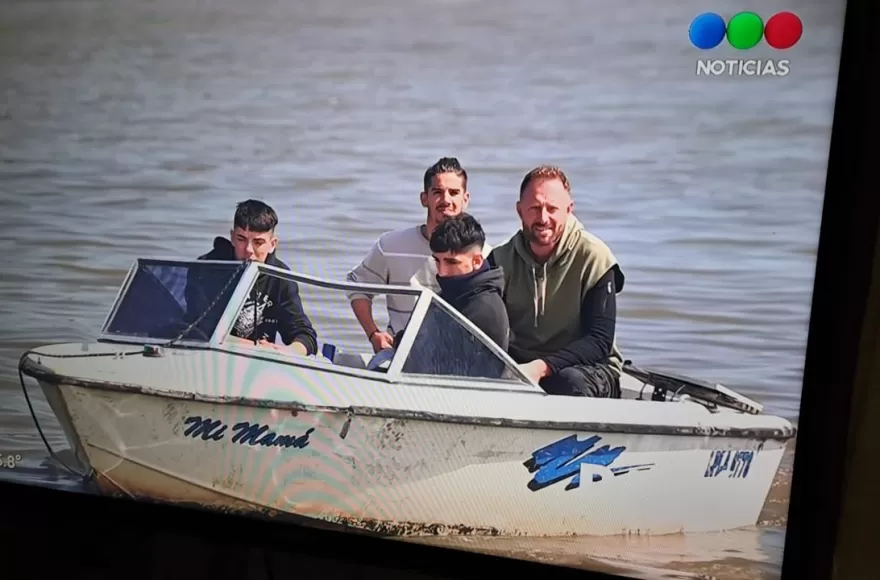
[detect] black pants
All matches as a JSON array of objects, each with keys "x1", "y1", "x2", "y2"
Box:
[{"x1": 539, "y1": 363, "x2": 621, "y2": 398}]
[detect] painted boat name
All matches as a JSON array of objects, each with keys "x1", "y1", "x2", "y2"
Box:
[
  {"x1": 183, "y1": 415, "x2": 314, "y2": 449},
  {"x1": 704, "y1": 449, "x2": 754, "y2": 478},
  {"x1": 523, "y1": 434, "x2": 654, "y2": 491}
]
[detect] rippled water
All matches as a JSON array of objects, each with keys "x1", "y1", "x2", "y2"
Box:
[{"x1": 0, "y1": 0, "x2": 845, "y2": 577}]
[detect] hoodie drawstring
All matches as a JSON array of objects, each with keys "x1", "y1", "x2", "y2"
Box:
[{"x1": 533, "y1": 264, "x2": 547, "y2": 327}]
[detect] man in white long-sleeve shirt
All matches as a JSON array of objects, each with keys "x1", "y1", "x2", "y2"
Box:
[{"x1": 345, "y1": 157, "x2": 491, "y2": 353}]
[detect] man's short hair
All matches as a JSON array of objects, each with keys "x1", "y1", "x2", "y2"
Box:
[
  {"x1": 233, "y1": 199, "x2": 278, "y2": 233},
  {"x1": 519, "y1": 165, "x2": 571, "y2": 200},
  {"x1": 430, "y1": 213, "x2": 485, "y2": 254},
  {"x1": 424, "y1": 157, "x2": 468, "y2": 192}
]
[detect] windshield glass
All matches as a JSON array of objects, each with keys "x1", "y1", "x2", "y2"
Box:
[
  {"x1": 401, "y1": 298, "x2": 519, "y2": 381},
  {"x1": 104, "y1": 259, "x2": 247, "y2": 342}
]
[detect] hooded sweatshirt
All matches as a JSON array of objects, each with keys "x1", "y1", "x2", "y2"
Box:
[
  {"x1": 488, "y1": 216, "x2": 625, "y2": 372},
  {"x1": 435, "y1": 261, "x2": 509, "y2": 351},
  {"x1": 410, "y1": 240, "x2": 494, "y2": 293},
  {"x1": 185, "y1": 237, "x2": 318, "y2": 355}
]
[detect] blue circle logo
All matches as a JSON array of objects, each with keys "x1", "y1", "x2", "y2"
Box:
[{"x1": 689, "y1": 12, "x2": 727, "y2": 49}]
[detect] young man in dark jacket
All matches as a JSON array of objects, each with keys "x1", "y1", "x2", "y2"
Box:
[
  {"x1": 429, "y1": 213, "x2": 509, "y2": 351},
  {"x1": 184, "y1": 199, "x2": 318, "y2": 356}
]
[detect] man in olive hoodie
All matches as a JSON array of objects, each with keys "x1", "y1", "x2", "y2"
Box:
[{"x1": 488, "y1": 166, "x2": 624, "y2": 398}]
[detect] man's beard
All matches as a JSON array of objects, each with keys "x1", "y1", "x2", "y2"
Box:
[{"x1": 523, "y1": 223, "x2": 561, "y2": 246}]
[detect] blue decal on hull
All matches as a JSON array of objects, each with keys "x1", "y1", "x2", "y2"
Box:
[
  {"x1": 523, "y1": 434, "x2": 654, "y2": 491},
  {"x1": 183, "y1": 416, "x2": 314, "y2": 449},
  {"x1": 704, "y1": 449, "x2": 754, "y2": 478}
]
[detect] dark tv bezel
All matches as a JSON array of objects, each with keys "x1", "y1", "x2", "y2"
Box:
[
  {"x1": 780, "y1": 0, "x2": 879, "y2": 578},
  {"x1": 4, "y1": 0, "x2": 877, "y2": 578}
]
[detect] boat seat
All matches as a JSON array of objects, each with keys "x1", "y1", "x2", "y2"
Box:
[
  {"x1": 619, "y1": 373, "x2": 650, "y2": 400},
  {"x1": 318, "y1": 341, "x2": 393, "y2": 372},
  {"x1": 331, "y1": 352, "x2": 372, "y2": 370},
  {"x1": 366, "y1": 349, "x2": 394, "y2": 372}
]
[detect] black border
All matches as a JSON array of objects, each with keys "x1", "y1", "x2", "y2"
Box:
[
  {"x1": 781, "y1": 0, "x2": 879, "y2": 577},
  {"x1": 4, "y1": 0, "x2": 878, "y2": 577}
]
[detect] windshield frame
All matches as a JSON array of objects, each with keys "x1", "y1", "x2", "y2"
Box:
[
  {"x1": 216, "y1": 260, "x2": 428, "y2": 358},
  {"x1": 97, "y1": 258, "x2": 256, "y2": 348},
  {"x1": 242, "y1": 263, "x2": 536, "y2": 389},
  {"x1": 391, "y1": 290, "x2": 538, "y2": 389},
  {"x1": 96, "y1": 258, "x2": 539, "y2": 392}
]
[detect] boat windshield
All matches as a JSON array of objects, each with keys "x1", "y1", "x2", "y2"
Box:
[
  {"x1": 102, "y1": 259, "x2": 248, "y2": 343},
  {"x1": 222, "y1": 263, "x2": 425, "y2": 357},
  {"x1": 101, "y1": 259, "x2": 529, "y2": 386},
  {"x1": 234, "y1": 263, "x2": 527, "y2": 385},
  {"x1": 397, "y1": 296, "x2": 523, "y2": 382}
]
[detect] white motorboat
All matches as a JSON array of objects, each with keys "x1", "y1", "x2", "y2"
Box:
[{"x1": 19, "y1": 257, "x2": 796, "y2": 537}]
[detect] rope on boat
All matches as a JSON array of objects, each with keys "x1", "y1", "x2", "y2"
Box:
[
  {"x1": 17, "y1": 348, "x2": 141, "y2": 483},
  {"x1": 163, "y1": 258, "x2": 251, "y2": 348},
  {"x1": 15, "y1": 259, "x2": 250, "y2": 482}
]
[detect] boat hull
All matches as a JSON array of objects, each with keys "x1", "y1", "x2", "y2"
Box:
[{"x1": 38, "y1": 379, "x2": 786, "y2": 537}]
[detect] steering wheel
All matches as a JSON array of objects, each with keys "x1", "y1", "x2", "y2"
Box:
[{"x1": 159, "y1": 321, "x2": 210, "y2": 341}]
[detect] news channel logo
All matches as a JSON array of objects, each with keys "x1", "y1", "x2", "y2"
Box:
[{"x1": 689, "y1": 11, "x2": 802, "y2": 77}]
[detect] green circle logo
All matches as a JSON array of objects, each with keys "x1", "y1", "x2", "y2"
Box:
[{"x1": 726, "y1": 12, "x2": 764, "y2": 49}]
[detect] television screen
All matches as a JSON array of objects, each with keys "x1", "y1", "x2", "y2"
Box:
[{"x1": 0, "y1": 0, "x2": 846, "y2": 578}]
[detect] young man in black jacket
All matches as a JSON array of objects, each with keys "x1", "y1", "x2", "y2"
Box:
[
  {"x1": 185, "y1": 199, "x2": 318, "y2": 356},
  {"x1": 429, "y1": 213, "x2": 509, "y2": 351},
  {"x1": 365, "y1": 212, "x2": 509, "y2": 373}
]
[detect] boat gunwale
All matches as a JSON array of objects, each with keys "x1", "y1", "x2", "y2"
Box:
[
  {"x1": 19, "y1": 353, "x2": 797, "y2": 441},
  {"x1": 57, "y1": 339, "x2": 539, "y2": 393}
]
